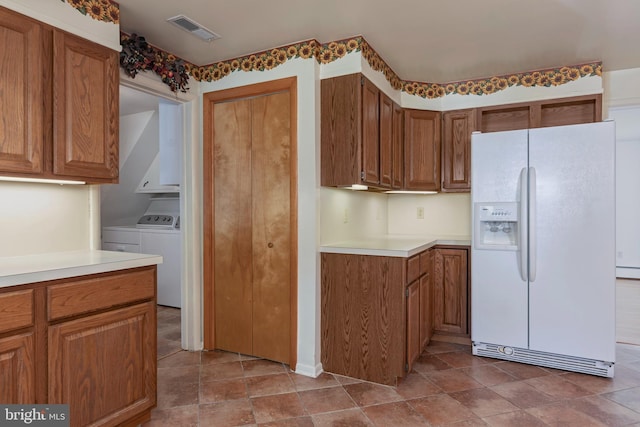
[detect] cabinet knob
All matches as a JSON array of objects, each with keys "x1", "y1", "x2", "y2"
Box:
[{"x1": 268, "y1": 242, "x2": 274, "y2": 248}]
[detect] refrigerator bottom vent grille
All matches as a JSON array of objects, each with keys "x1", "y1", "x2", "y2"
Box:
[{"x1": 472, "y1": 342, "x2": 614, "y2": 377}]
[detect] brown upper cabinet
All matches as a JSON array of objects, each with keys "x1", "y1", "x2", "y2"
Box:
[
  {"x1": 321, "y1": 73, "x2": 401, "y2": 189},
  {"x1": 321, "y1": 75, "x2": 602, "y2": 193},
  {"x1": 476, "y1": 94, "x2": 602, "y2": 133},
  {"x1": 0, "y1": 6, "x2": 119, "y2": 183},
  {"x1": 442, "y1": 109, "x2": 476, "y2": 192},
  {"x1": 404, "y1": 109, "x2": 441, "y2": 191},
  {"x1": 442, "y1": 94, "x2": 601, "y2": 192}
]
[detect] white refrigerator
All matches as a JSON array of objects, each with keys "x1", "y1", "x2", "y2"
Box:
[{"x1": 470, "y1": 121, "x2": 616, "y2": 377}]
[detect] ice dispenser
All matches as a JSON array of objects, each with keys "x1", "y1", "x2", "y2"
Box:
[{"x1": 474, "y1": 202, "x2": 519, "y2": 250}]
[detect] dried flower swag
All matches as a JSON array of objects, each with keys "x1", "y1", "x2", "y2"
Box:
[{"x1": 120, "y1": 33, "x2": 190, "y2": 93}]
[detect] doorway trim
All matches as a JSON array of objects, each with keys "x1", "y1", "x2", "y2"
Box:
[
  {"x1": 203, "y1": 77, "x2": 298, "y2": 368},
  {"x1": 118, "y1": 70, "x2": 203, "y2": 351}
]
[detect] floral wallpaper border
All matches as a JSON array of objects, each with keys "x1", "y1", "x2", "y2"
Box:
[
  {"x1": 62, "y1": 0, "x2": 119, "y2": 24},
  {"x1": 119, "y1": 27, "x2": 601, "y2": 96},
  {"x1": 191, "y1": 35, "x2": 601, "y2": 98},
  {"x1": 403, "y1": 63, "x2": 602, "y2": 99}
]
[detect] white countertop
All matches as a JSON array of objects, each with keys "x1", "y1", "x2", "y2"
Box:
[
  {"x1": 0, "y1": 250, "x2": 163, "y2": 288},
  {"x1": 320, "y1": 235, "x2": 471, "y2": 257}
]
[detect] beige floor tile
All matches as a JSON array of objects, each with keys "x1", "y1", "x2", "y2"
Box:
[
  {"x1": 152, "y1": 306, "x2": 640, "y2": 426},
  {"x1": 298, "y1": 386, "x2": 357, "y2": 414},
  {"x1": 362, "y1": 401, "x2": 429, "y2": 426},
  {"x1": 343, "y1": 381, "x2": 404, "y2": 407}
]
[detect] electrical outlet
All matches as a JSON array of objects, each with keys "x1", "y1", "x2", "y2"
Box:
[
  {"x1": 343, "y1": 208, "x2": 349, "y2": 223},
  {"x1": 417, "y1": 207, "x2": 424, "y2": 219}
]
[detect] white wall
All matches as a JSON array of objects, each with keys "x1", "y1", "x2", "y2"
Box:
[
  {"x1": 388, "y1": 193, "x2": 471, "y2": 237},
  {"x1": 320, "y1": 188, "x2": 387, "y2": 243},
  {"x1": 608, "y1": 106, "x2": 640, "y2": 276},
  {"x1": 0, "y1": 182, "x2": 92, "y2": 257},
  {"x1": 617, "y1": 279, "x2": 640, "y2": 345},
  {"x1": 100, "y1": 110, "x2": 157, "y2": 227},
  {"x1": 603, "y1": 68, "x2": 640, "y2": 345}
]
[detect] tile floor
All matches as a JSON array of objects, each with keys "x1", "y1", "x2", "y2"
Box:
[{"x1": 147, "y1": 306, "x2": 640, "y2": 426}]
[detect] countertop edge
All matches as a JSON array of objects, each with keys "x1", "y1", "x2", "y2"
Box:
[
  {"x1": 0, "y1": 250, "x2": 163, "y2": 288},
  {"x1": 319, "y1": 237, "x2": 471, "y2": 258}
]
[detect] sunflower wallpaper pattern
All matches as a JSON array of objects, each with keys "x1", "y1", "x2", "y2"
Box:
[
  {"x1": 61, "y1": 0, "x2": 119, "y2": 24},
  {"x1": 62, "y1": 0, "x2": 601, "y2": 97}
]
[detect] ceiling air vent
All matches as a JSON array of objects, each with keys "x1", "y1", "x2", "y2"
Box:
[{"x1": 167, "y1": 15, "x2": 221, "y2": 41}]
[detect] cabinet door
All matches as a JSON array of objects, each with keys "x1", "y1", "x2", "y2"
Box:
[
  {"x1": 320, "y1": 74, "x2": 361, "y2": 186},
  {"x1": 0, "y1": 332, "x2": 35, "y2": 404},
  {"x1": 48, "y1": 302, "x2": 156, "y2": 427},
  {"x1": 419, "y1": 250, "x2": 433, "y2": 349},
  {"x1": 404, "y1": 109, "x2": 441, "y2": 191},
  {"x1": 379, "y1": 92, "x2": 393, "y2": 188},
  {"x1": 0, "y1": 8, "x2": 45, "y2": 175},
  {"x1": 52, "y1": 29, "x2": 119, "y2": 182},
  {"x1": 433, "y1": 248, "x2": 469, "y2": 335},
  {"x1": 392, "y1": 102, "x2": 404, "y2": 188},
  {"x1": 419, "y1": 274, "x2": 432, "y2": 349},
  {"x1": 539, "y1": 94, "x2": 602, "y2": 127},
  {"x1": 406, "y1": 281, "x2": 420, "y2": 372},
  {"x1": 442, "y1": 109, "x2": 475, "y2": 192},
  {"x1": 361, "y1": 77, "x2": 380, "y2": 185}
]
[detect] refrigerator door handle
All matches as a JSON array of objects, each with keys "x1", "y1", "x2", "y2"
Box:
[
  {"x1": 529, "y1": 167, "x2": 537, "y2": 282},
  {"x1": 519, "y1": 167, "x2": 528, "y2": 282}
]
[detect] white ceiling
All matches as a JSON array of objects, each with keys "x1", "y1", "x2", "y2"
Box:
[{"x1": 117, "y1": 0, "x2": 640, "y2": 84}]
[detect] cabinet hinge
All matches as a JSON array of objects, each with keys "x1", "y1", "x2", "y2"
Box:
[
  {"x1": 405, "y1": 288, "x2": 409, "y2": 297},
  {"x1": 405, "y1": 363, "x2": 409, "y2": 371},
  {"x1": 361, "y1": 170, "x2": 365, "y2": 180},
  {"x1": 361, "y1": 76, "x2": 365, "y2": 86}
]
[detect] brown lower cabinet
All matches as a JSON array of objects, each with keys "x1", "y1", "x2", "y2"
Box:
[
  {"x1": 321, "y1": 246, "x2": 465, "y2": 385},
  {"x1": 433, "y1": 247, "x2": 470, "y2": 336},
  {"x1": 0, "y1": 266, "x2": 157, "y2": 427}
]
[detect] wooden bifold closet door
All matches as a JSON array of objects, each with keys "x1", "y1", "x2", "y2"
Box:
[{"x1": 203, "y1": 78, "x2": 297, "y2": 367}]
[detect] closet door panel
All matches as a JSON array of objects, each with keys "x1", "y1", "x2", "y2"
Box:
[
  {"x1": 251, "y1": 92, "x2": 291, "y2": 363},
  {"x1": 213, "y1": 99, "x2": 253, "y2": 355}
]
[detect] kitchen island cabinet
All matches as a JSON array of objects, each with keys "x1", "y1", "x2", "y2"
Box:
[
  {"x1": 0, "y1": 251, "x2": 161, "y2": 427},
  {"x1": 320, "y1": 236, "x2": 468, "y2": 384},
  {"x1": 321, "y1": 253, "x2": 406, "y2": 385},
  {"x1": 0, "y1": 6, "x2": 119, "y2": 183}
]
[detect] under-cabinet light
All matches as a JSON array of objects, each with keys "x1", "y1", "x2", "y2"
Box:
[
  {"x1": 385, "y1": 190, "x2": 438, "y2": 194},
  {"x1": 340, "y1": 184, "x2": 369, "y2": 190},
  {"x1": 0, "y1": 176, "x2": 85, "y2": 185}
]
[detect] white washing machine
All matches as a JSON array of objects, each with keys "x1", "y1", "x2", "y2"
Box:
[{"x1": 102, "y1": 197, "x2": 181, "y2": 308}]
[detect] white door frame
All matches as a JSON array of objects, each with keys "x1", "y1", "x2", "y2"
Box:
[{"x1": 118, "y1": 70, "x2": 203, "y2": 351}]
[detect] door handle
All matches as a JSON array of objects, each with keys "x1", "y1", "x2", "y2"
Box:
[{"x1": 519, "y1": 167, "x2": 528, "y2": 282}]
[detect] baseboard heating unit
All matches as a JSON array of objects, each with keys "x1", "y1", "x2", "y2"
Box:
[{"x1": 472, "y1": 342, "x2": 614, "y2": 378}]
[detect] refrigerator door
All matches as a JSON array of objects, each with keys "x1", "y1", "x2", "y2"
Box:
[
  {"x1": 471, "y1": 129, "x2": 529, "y2": 348},
  {"x1": 528, "y1": 122, "x2": 616, "y2": 362}
]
